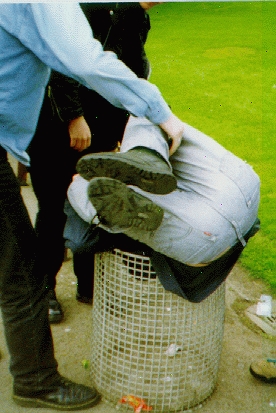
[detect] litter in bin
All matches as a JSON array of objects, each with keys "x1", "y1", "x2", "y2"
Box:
[
  {"x1": 165, "y1": 343, "x2": 182, "y2": 356},
  {"x1": 118, "y1": 395, "x2": 152, "y2": 412}
]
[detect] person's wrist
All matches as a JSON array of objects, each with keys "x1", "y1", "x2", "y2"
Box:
[
  {"x1": 160, "y1": 114, "x2": 184, "y2": 139},
  {"x1": 160, "y1": 114, "x2": 184, "y2": 154}
]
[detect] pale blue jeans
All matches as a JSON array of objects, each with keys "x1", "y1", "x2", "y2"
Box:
[{"x1": 120, "y1": 117, "x2": 260, "y2": 265}]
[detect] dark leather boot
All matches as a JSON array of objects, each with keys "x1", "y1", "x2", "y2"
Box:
[{"x1": 13, "y1": 375, "x2": 101, "y2": 410}]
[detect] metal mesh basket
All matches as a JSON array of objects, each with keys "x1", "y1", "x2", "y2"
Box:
[{"x1": 91, "y1": 249, "x2": 225, "y2": 412}]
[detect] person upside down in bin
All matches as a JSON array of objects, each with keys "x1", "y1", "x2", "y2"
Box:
[{"x1": 64, "y1": 115, "x2": 260, "y2": 303}]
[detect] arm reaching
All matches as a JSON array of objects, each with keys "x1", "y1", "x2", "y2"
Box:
[
  {"x1": 160, "y1": 115, "x2": 185, "y2": 155},
  {"x1": 0, "y1": 3, "x2": 172, "y2": 124}
]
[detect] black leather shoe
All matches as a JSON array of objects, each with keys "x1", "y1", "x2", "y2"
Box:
[
  {"x1": 48, "y1": 290, "x2": 64, "y2": 324},
  {"x1": 13, "y1": 376, "x2": 101, "y2": 410}
]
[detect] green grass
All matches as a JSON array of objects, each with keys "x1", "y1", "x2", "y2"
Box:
[{"x1": 146, "y1": 1, "x2": 276, "y2": 293}]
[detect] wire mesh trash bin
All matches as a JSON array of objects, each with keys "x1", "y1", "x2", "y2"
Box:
[{"x1": 91, "y1": 249, "x2": 225, "y2": 412}]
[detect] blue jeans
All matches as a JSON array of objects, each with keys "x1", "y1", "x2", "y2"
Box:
[
  {"x1": 66, "y1": 116, "x2": 260, "y2": 302},
  {"x1": 64, "y1": 198, "x2": 259, "y2": 303},
  {"x1": 121, "y1": 117, "x2": 260, "y2": 265},
  {"x1": 0, "y1": 146, "x2": 58, "y2": 392}
]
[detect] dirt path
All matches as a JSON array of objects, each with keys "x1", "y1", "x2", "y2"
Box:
[{"x1": 0, "y1": 180, "x2": 275, "y2": 413}]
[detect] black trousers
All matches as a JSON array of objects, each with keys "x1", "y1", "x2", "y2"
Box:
[
  {"x1": 0, "y1": 146, "x2": 59, "y2": 391},
  {"x1": 28, "y1": 91, "x2": 129, "y2": 290}
]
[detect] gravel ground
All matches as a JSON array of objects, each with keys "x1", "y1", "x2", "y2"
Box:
[{"x1": 0, "y1": 169, "x2": 275, "y2": 413}]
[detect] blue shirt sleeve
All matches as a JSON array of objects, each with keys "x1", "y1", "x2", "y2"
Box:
[{"x1": 21, "y1": 3, "x2": 172, "y2": 125}]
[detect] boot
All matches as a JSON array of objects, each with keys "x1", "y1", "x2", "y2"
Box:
[
  {"x1": 87, "y1": 177, "x2": 164, "y2": 231},
  {"x1": 76, "y1": 147, "x2": 176, "y2": 195},
  {"x1": 13, "y1": 375, "x2": 101, "y2": 410}
]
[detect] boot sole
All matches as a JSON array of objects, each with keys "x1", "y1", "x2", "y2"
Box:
[
  {"x1": 76, "y1": 153, "x2": 176, "y2": 195},
  {"x1": 88, "y1": 178, "x2": 164, "y2": 231},
  {"x1": 12, "y1": 392, "x2": 101, "y2": 410}
]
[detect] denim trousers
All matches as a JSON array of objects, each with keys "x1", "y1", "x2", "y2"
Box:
[
  {"x1": 0, "y1": 146, "x2": 58, "y2": 392},
  {"x1": 66, "y1": 116, "x2": 260, "y2": 302},
  {"x1": 120, "y1": 117, "x2": 260, "y2": 265}
]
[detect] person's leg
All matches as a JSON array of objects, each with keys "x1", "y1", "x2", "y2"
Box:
[
  {"x1": 83, "y1": 116, "x2": 260, "y2": 265},
  {"x1": 120, "y1": 115, "x2": 260, "y2": 239},
  {"x1": 28, "y1": 96, "x2": 75, "y2": 322},
  {"x1": 0, "y1": 148, "x2": 58, "y2": 388},
  {"x1": 86, "y1": 180, "x2": 231, "y2": 263},
  {"x1": 73, "y1": 251, "x2": 94, "y2": 304},
  {"x1": 63, "y1": 200, "x2": 96, "y2": 303},
  {"x1": 120, "y1": 115, "x2": 170, "y2": 159},
  {"x1": 69, "y1": 174, "x2": 234, "y2": 265},
  {"x1": 28, "y1": 97, "x2": 73, "y2": 290},
  {"x1": 0, "y1": 148, "x2": 100, "y2": 409},
  {"x1": 76, "y1": 117, "x2": 176, "y2": 195},
  {"x1": 169, "y1": 122, "x2": 261, "y2": 243}
]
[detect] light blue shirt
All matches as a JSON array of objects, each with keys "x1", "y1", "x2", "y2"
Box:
[{"x1": 0, "y1": 3, "x2": 171, "y2": 164}]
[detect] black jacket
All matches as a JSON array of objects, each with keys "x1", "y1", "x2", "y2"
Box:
[{"x1": 48, "y1": 3, "x2": 151, "y2": 123}]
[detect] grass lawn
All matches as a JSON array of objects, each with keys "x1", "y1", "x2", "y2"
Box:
[{"x1": 146, "y1": 1, "x2": 276, "y2": 293}]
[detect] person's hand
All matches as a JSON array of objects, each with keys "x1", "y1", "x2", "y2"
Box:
[
  {"x1": 68, "y1": 116, "x2": 91, "y2": 152},
  {"x1": 160, "y1": 114, "x2": 184, "y2": 155},
  {"x1": 139, "y1": 2, "x2": 163, "y2": 11}
]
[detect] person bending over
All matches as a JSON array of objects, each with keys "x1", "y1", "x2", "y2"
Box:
[
  {"x1": 64, "y1": 116, "x2": 260, "y2": 303},
  {"x1": 0, "y1": 4, "x2": 183, "y2": 410}
]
